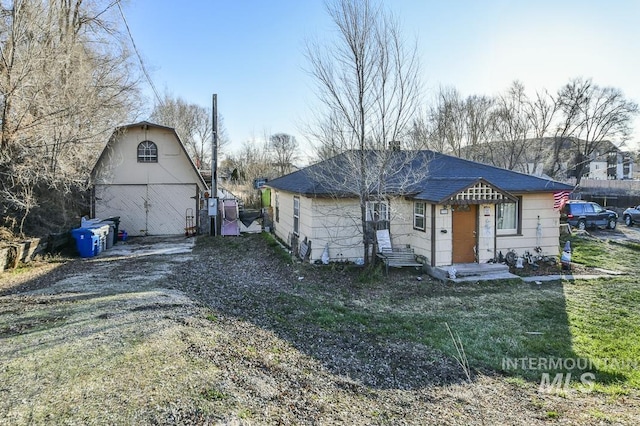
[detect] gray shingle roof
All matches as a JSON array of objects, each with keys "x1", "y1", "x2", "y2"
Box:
[{"x1": 266, "y1": 150, "x2": 573, "y2": 203}]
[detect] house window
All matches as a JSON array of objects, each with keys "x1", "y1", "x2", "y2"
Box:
[
  {"x1": 275, "y1": 192, "x2": 280, "y2": 223},
  {"x1": 293, "y1": 196, "x2": 300, "y2": 235},
  {"x1": 137, "y1": 141, "x2": 158, "y2": 163},
  {"x1": 496, "y1": 198, "x2": 521, "y2": 235},
  {"x1": 414, "y1": 202, "x2": 425, "y2": 231},
  {"x1": 366, "y1": 200, "x2": 389, "y2": 222}
]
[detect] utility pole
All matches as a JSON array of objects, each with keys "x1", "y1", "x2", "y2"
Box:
[
  {"x1": 212, "y1": 94, "x2": 218, "y2": 197},
  {"x1": 209, "y1": 93, "x2": 219, "y2": 236}
]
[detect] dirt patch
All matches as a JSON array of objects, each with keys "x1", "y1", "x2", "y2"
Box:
[{"x1": 0, "y1": 234, "x2": 638, "y2": 425}]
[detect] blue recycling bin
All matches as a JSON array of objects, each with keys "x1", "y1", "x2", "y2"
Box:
[
  {"x1": 84, "y1": 224, "x2": 110, "y2": 254},
  {"x1": 71, "y1": 228, "x2": 100, "y2": 258}
]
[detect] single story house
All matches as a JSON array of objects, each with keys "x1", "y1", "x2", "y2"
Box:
[
  {"x1": 90, "y1": 121, "x2": 208, "y2": 236},
  {"x1": 265, "y1": 150, "x2": 573, "y2": 267}
]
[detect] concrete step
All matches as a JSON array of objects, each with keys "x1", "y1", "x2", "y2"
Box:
[
  {"x1": 449, "y1": 271, "x2": 522, "y2": 283},
  {"x1": 428, "y1": 262, "x2": 518, "y2": 282}
]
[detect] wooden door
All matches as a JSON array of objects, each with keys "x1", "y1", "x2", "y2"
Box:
[
  {"x1": 94, "y1": 183, "x2": 197, "y2": 236},
  {"x1": 452, "y1": 204, "x2": 477, "y2": 263}
]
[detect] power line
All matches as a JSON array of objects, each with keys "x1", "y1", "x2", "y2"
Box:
[{"x1": 116, "y1": 0, "x2": 164, "y2": 108}]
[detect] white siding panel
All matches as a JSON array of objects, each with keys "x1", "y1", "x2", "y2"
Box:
[
  {"x1": 389, "y1": 197, "x2": 413, "y2": 248},
  {"x1": 273, "y1": 191, "x2": 295, "y2": 246},
  {"x1": 95, "y1": 185, "x2": 147, "y2": 236},
  {"x1": 311, "y1": 198, "x2": 363, "y2": 262},
  {"x1": 146, "y1": 184, "x2": 198, "y2": 235},
  {"x1": 496, "y1": 193, "x2": 560, "y2": 258},
  {"x1": 434, "y1": 205, "x2": 453, "y2": 266},
  {"x1": 410, "y1": 203, "x2": 433, "y2": 262},
  {"x1": 94, "y1": 184, "x2": 197, "y2": 236}
]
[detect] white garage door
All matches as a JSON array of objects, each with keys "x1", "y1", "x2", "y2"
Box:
[{"x1": 94, "y1": 184, "x2": 198, "y2": 236}]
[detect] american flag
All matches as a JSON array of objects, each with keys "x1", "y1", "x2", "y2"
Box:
[{"x1": 553, "y1": 191, "x2": 571, "y2": 210}]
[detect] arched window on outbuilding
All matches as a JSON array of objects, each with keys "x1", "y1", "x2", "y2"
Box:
[{"x1": 137, "y1": 140, "x2": 158, "y2": 163}]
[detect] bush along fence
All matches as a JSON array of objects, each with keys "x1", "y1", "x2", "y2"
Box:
[{"x1": 0, "y1": 232, "x2": 72, "y2": 273}]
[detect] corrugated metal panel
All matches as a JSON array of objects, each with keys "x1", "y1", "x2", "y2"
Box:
[{"x1": 94, "y1": 184, "x2": 197, "y2": 236}]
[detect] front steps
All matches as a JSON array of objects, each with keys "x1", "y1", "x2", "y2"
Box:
[{"x1": 427, "y1": 262, "x2": 521, "y2": 283}]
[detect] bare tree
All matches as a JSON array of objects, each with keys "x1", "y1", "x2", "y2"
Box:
[
  {"x1": 269, "y1": 132, "x2": 299, "y2": 176},
  {"x1": 409, "y1": 87, "x2": 466, "y2": 155},
  {"x1": 432, "y1": 87, "x2": 467, "y2": 156},
  {"x1": 523, "y1": 89, "x2": 559, "y2": 176},
  {"x1": 305, "y1": 0, "x2": 422, "y2": 265},
  {"x1": 224, "y1": 138, "x2": 272, "y2": 184},
  {"x1": 409, "y1": 89, "x2": 493, "y2": 159},
  {"x1": 150, "y1": 93, "x2": 230, "y2": 170},
  {"x1": 555, "y1": 77, "x2": 638, "y2": 185},
  {"x1": 465, "y1": 95, "x2": 494, "y2": 149},
  {"x1": 0, "y1": 0, "x2": 140, "y2": 235},
  {"x1": 488, "y1": 81, "x2": 531, "y2": 170}
]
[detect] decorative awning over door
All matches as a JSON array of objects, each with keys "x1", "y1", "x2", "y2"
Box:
[{"x1": 445, "y1": 179, "x2": 517, "y2": 205}]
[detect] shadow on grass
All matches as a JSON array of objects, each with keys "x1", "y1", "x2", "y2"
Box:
[
  {"x1": 1, "y1": 233, "x2": 634, "y2": 393},
  {"x1": 177, "y1": 234, "x2": 634, "y2": 391}
]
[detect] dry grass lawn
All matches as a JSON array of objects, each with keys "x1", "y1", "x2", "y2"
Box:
[{"x1": 0, "y1": 233, "x2": 638, "y2": 425}]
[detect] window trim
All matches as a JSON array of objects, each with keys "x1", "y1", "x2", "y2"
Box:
[
  {"x1": 413, "y1": 201, "x2": 426, "y2": 231},
  {"x1": 496, "y1": 197, "x2": 522, "y2": 236},
  {"x1": 365, "y1": 200, "x2": 389, "y2": 222},
  {"x1": 137, "y1": 140, "x2": 158, "y2": 163},
  {"x1": 293, "y1": 196, "x2": 300, "y2": 236}
]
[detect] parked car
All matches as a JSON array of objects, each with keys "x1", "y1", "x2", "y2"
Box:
[
  {"x1": 622, "y1": 205, "x2": 640, "y2": 227},
  {"x1": 560, "y1": 201, "x2": 618, "y2": 231}
]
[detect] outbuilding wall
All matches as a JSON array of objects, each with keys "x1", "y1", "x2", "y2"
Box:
[
  {"x1": 92, "y1": 124, "x2": 206, "y2": 236},
  {"x1": 93, "y1": 126, "x2": 201, "y2": 186}
]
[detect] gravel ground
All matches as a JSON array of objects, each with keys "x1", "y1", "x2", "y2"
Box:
[{"x1": 1, "y1": 233, "x2": 638, "y2": 425}]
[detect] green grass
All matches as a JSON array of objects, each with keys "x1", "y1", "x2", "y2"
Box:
[
  {"x1": 201, "y1": 388, "x2": 228, "y2": 401},
  {"x1": 268, "y1": 234, "x2": 640, "y2": 394},
  {"x1": 561, "y1": 233, "x2": 636, "y2": 272},
  {"x1": 564, "y1": 277, "x2": 640, "y2": 390},
  {"x1": 260, "y1": 232, "x2": 293, "y2": 264}
]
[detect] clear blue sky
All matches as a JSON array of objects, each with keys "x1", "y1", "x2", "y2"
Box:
[{"x1": 122, "y1": 0, "x2": 640, "y2": 156}]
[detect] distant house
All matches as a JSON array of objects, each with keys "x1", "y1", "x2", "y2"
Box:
[
  {"x1": 266, "y1": 150, "x2": 573, "y2": 268},
  {"x1": 91, "y1": 121, "x2": 208, "y2": 236},
  {"x1": 466, "y1": 137, "x2": 634, "y2": 181},
  {"x1": 581, "y1": 145, "x2": 634, "y2": 180}
]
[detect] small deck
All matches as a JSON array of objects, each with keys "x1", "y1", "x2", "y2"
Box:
[{"x1": 428, "y1": 262, "x2": 521, "y2": 283}]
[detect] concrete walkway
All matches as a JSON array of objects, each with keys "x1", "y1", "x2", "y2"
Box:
[
  {"x1": 442, "y1": 264, "x2": 625, "y2": 284},
  {"x1": 520, "y1": 267, "x2": 625, "y2": 283}
]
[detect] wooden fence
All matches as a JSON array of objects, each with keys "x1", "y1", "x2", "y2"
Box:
[{"x1": 568, "y1": 179, "x2": 640, "y2": 208}]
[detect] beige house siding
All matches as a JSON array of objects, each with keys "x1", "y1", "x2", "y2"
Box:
[
  {"x1": 388, "y1": 197, "x2": 412, "y2": 249},
  {"x1": 270, "y1": 189, "x2": 560, "y2": 266},
  {"x1": 92, "y1": 124, "x2": 206, "y2": 236},
  {"x1": 476, "y1": 204, "x2": 496, "y2": 264},
  {"x1": 311, "y1": 198, "x2": 363, "y2": 262},
  {"x1": 93, "y1": 126, "x2": 201, "y2": 185},
  {"x1": 273, "y1": 190, "x2": 295, "y2": 245},
  {"x1": 299, "y1": 195, "x2": 314, "y2": 246},
  {"x1": 433, "y1": 205, "x2": 453, "y2": 266},
  {"x1": 409, "y1": 203, "x2": 432, "y2": 263},
  {"x1": 496, "y1": 193, "x2": 560, "y2": 258}
]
